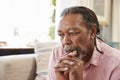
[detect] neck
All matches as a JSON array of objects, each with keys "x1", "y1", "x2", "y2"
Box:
[{"x1": 83, "y1": 46, "x2": 94, "y2": 63}]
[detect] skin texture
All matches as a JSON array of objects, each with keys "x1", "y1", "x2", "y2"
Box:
[{"x1": 54, "y1": 14, "x2": 97, "y2": 80}]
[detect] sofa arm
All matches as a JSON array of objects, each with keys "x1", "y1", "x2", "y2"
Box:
[{"x1": 0, "y1": 54, "x2": 36, "y2": 80}]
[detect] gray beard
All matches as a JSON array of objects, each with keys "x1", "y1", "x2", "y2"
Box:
[{"x1": 64, "y1": 45, "x2": 85, "y2": 58}]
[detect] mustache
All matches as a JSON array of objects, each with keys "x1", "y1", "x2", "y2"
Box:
[
  {"x1": 64, "y1": 45, "x2": 77, "y2": 53},
  {"x1": 64, "y1": 45, "x2": 84, "y2": 58}
]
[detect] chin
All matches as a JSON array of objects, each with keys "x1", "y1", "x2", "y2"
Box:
[{"x1": 82, "y1": 52, "x2": 93, "y2": 63}]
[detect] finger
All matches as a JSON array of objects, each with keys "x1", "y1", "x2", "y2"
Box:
[
  {"x1": 67, "y1": 57, "x2": 84, "y2": 66},
  {"x1": 58, "y1": 55, "x2": 80, "y2": 66},
  {"x1": 55, "y1": 67, "x2": 69, "y2": 72},
  {"x1": 54, "y1": 63, "x2": 69, "y2": 72},
  {"x1": 62, "y1": 59, "x2": 75, "y2": 66},
  {"x1": 58, "y1": 55, "x2": 72, "y2": 63},
  {"x1": 59, "y1": 50, "x2": 78, "y2": 63},
  {"x1": 54, "y1": 61, "x2": 69, "y2": 69},
  {"x1": 67, "y1": 50, "x2": 77, "y2": 57}
]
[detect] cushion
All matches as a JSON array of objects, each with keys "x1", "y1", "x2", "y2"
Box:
[
  {"x1": 0, "y1": 54, "x2": 36, "y2": 80},
  {"x1": 35, "y1": 75, "x2": 47, "y2": 80},
  {"x1": 34, "y1": 41, "x2": 59, "y2": 80}
]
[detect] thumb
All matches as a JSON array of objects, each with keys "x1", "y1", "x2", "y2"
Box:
[{"x1": 67, "y1": 50, "x2": 77, "y2": 57}]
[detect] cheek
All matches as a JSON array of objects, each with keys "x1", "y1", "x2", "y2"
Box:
[
  {"x1": 72, "y1": 35, "x2": 91, "y2": 51},
  {"x1": 71, "y1": 36, "x2": 85, "y2": 48},
  {"x1": 73, "y1": 35, "x2": 87, "y2": 45}
]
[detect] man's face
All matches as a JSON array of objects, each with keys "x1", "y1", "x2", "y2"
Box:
[{"x1": 57, "y1": 14, "x2": 95, "y2": 62}]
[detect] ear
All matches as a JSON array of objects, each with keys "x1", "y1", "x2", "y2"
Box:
[{"x1": 90, "y1": 24, "x2": 97, "y2": 39}]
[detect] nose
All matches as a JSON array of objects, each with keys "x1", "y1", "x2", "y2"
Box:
[{"x1": 62, "y1": 34, "x2": 71, "y2": 45}]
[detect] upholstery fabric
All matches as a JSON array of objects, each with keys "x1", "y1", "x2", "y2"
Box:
[
  {"x1": 34, "y1": 48, "x2": 52, "y2": 80},
  {"x1": 0, "y1": 54, "x2": 36, "y2": 80},
  {"x1": 34, "y1": 41, "x2": 59, "y2": 80}
]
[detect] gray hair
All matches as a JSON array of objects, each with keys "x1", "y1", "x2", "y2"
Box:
[{"x1": 61, "y1": 6, "x2": 100, "y2": 35}]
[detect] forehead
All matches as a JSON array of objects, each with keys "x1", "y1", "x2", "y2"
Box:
[{"x1": 58, "y1": 14, "x2": 86, "y2": 31}]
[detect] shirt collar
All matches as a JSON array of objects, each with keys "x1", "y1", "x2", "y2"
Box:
[{"x1": 89, "y1": 39, "x2": 102, "y2": 66}]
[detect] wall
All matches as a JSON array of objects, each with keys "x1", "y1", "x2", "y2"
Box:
[
  {"x1": 112, "y1": 0, "x2": 120, "y2": 42},
  {"x1": 55, "y1": 0, "x2": 120, "y2": 46}
]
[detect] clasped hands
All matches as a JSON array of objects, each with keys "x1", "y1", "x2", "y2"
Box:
[{"x1": 54, "y1": 51, "x2": 84, "y2": 80}]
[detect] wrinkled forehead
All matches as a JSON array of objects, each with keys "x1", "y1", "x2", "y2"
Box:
[
  {"x1": 57, "y1": 14, "x2": 86, "y2": 30},
  {"x1": 60, "y1": 14, "x2": 84, "y2": 22}
]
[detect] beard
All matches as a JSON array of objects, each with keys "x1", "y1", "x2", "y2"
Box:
[{"x1": 64, "y1": 45, "x2": 85, "y2": 58}]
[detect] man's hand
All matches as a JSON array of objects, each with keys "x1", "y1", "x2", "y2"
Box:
[{"x1": 54, "y1": 51, "x2": 84, "y2": 80}]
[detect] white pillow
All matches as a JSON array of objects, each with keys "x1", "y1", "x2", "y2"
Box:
[{"x1": 34, "y1": 41, "x2": 59, "y2": 80}]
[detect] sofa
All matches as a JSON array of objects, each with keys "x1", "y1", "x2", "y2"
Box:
[
  {"x1": 0, "y1": 52, "x2": 51, "y2": 80},
  {"x1": 0, "y1": 54, "x2": 36, "y2": 80},
  {"x1": 0, "y1": 41, "x2": 59, "y2": 80}
]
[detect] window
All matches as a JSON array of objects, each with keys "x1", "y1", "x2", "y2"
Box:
[{"x1": 0, "y1": 0, "x2": 55, "y2": 47}]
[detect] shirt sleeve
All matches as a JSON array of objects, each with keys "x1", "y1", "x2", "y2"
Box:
[
  {"x1": 47, "y1": 45, "x2": 65, "y2": 80},
  {"x1": 47, "y1": 48, "x2": 57, "y2": 80},
  {"x1": 110, "y1": 63, "x2": 120, "y2": 80}
]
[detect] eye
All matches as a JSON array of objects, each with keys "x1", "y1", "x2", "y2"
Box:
[
  {"x1": 58, "y1": 33, "x2": 64, "y2": 39},
  {"x1": 69, "y1": 33, "x2": 75, "y2": 36},
  {"x1": 69, "y1": 32, "x2": 80, "y2": 36}
]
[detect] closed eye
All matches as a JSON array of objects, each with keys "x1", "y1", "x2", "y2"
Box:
[
  {"x1": 69, "y1": 32, "x2": 80, "y2": 36},
  {"x1": 58, "y1": 33, "x2": 64, "y2": 38}
]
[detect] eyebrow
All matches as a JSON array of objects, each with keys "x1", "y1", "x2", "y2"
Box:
[
  {"x1": 57, "y1": 30, "x2": 62, "y2": 32},
  {"x1": 68, "y1": 27, "x2": 80, "y2": 31},
  {"x1": 57, "y1": 27, "x2": 80, "y2": 32}
]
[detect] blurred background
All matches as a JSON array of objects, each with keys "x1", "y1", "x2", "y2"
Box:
[{"x1": 0, "y1": 0, "x2": 119, "y2": 49}]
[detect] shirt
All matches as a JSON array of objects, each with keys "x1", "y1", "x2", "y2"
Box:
[{"x1": 47, "y1": 39, "x2": 120, "y2": 80}]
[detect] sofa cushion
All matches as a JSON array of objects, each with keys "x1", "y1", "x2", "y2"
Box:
[
  {"x1": 0, "y1": 54, "x2": 36, "y2": 80},
  {"x1": 35, "y1": 75, "x2": 47, "y2": 80},
  {"x1": 35, "y1": 51, "x2": 51, "y2": 79},
  {"x1": 34, "y1": 41, "x2": 59, "y2": 80}
]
